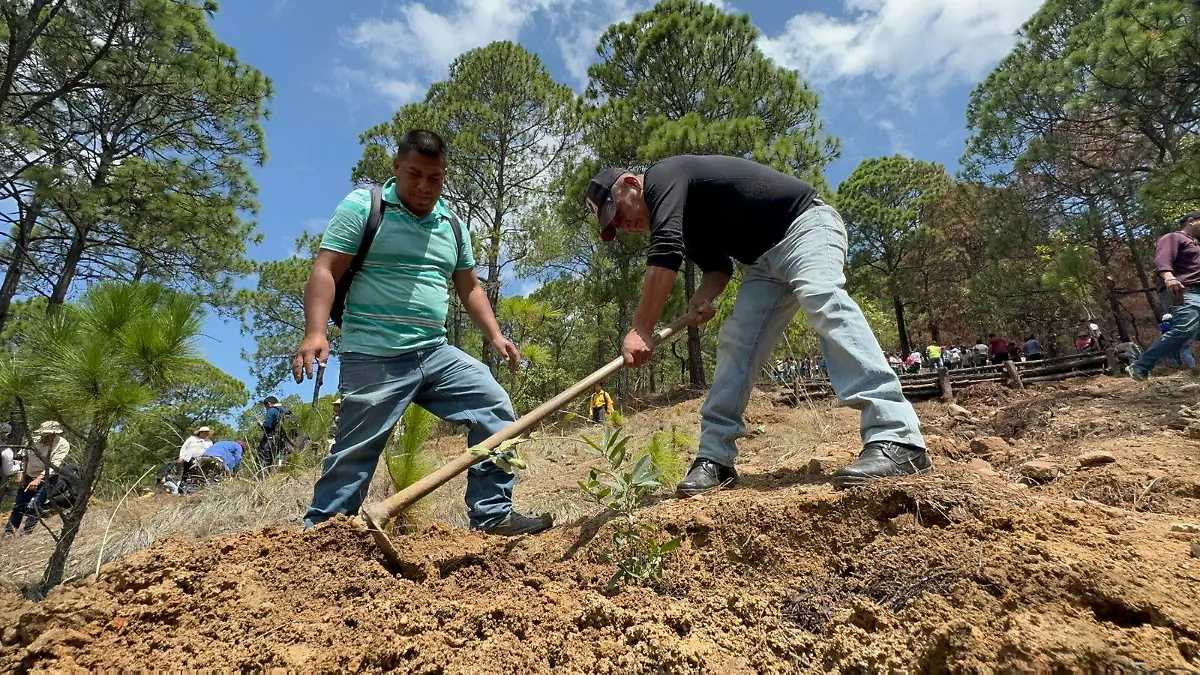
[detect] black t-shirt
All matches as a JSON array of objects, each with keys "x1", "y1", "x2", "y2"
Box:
[{"x1": 643, "y1": 155, "x2": 819, "y2": 275}]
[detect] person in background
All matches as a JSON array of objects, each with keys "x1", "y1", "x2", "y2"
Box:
[
  {"x1": 1074, "y1": 331, "x2": 1095, "y2": 354},
  {"x1": 946, "y1": 346, "x2": 962, "y2": 370},
  {"x1": 0, "y1": 422, "x2": 16, "y2": 507},
  {"x1": 258, "y1": 396, "x2": 286, "y2": 467},
  {"x1": 1023, "y1": 335, "x2": 1044, "y2": 361},
  {"x1": 1007, "y1": 340, "x2": 1020, "y2": 362},
  {"x1": 1129, "y1": 211, "x2": 1200, "y2": 380},
  {"x1": 177, "y1": 426, "x2": 213, "y2": 463},
  {"x1": 200, "y1": 440, "x2": 247, "y2": 475},
  {"x1": 988, "y1": 333, "x2": 1010, "y2": 364},
  {"x1": 925, "y1": 343, "x2": 943, "y2": 370},
  {"x1": 904, "y1": 350, "x2": 921, "y2": 374},
  {"x1": 1088, "y1": 323, "x2": 1109, "y2": 351},
  {"x1": 5, "y1": 421, "x2": 69, "y2": 536},
  {"x1": 973, "y1": 338, "x2": 989, "y2": 367},
  {"x1": 589, "y1": 382, "x2": 615, "y2": 424},
  {"x1": 887, "y1": 353, "x2": 903, "y2": 375}
]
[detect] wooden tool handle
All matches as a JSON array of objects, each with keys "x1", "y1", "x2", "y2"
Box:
[{"x1": 360, "y1": 313, "x2": 696, "y2": 527}]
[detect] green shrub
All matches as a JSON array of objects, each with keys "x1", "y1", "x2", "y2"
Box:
[
  {"x1": 383, "y1": 404, "x2": 439, "y2": 530},
  {"x1": 638, "y1": 427, "x2": 693, "y2": 490}
]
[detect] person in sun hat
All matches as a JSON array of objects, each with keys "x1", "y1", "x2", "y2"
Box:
[
  {"x1": 177, "y1": 425, "x2": 214, "y2": 463},
  {"x1": 584, "y1": 155, "x2": 928, "y2": 496},
  {"x1": 5, "y1": 421, "x2": 70, "y2": 535}
]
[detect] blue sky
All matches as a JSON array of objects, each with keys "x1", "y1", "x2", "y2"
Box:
[{"x1": 199, "y1": 0, "x2": 1043, "y2": 401}]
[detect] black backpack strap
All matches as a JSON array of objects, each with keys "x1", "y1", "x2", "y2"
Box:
[
  {"x1": 449, "y1": 214, "x2": 465, "y2": 272},
  {"x1": 351, "y1": 185, "x2": 385, "y2": 274}
]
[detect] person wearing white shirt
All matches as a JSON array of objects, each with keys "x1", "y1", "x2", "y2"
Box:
[{"x1": 178, "y1": 426, "x2": 214, "y2": 462}]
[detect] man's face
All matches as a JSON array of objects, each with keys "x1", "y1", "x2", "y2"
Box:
[
  {"x1": 1185, "y1": 217, "x2": 1200, "y2": 237},
  {"x1": 198, "y1": 430, "x2": 211, "y2": 439},
  {"x1": 393, "y1": 151, "x2": 446, "y2": 214},
  {"x1": 39, "y1": 432, "x2": 54, "y2": 443},
  {"x1": 610, "y1": 176, "x2": 650, "y2": 233}
]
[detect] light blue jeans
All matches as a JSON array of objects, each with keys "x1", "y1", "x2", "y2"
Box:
[
  {"x1": 698, "y1": 205, "x2": 926, "y2": 467},
  {"x1": 304, "y1": 344, "x2": 515, "y2": 529},
  {"x1": 1133, "y1": 289, "x2": 1200, "y2": 376}
]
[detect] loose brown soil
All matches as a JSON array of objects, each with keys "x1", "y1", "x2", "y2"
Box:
[{"x1": 2, "y1": 375, "x2": 1199, "y2": 673}]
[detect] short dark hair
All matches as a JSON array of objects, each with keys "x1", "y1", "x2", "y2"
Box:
[
  {"x1": 396, "y1": 129, "x2": 447, "y2": 162},
  {"x1": 263, "y1": 396, "x2": 278, "y2": 406}
]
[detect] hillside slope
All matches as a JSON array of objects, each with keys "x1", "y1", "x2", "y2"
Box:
[{"x1": 2, "y1": 375, "x2": 1198, "y2": 672}]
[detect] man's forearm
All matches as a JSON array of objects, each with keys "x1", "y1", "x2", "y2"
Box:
[
  {"x1": 694, "y1": 270, "x2": 731, "y2": 304},
  {"x1": 459, "y1": 282, "x2": 503, "y2": 341},
  {"x1": 633, "y1": 266, "x2": 678, "y2": 333},
  {"x1": 303, "y1": 268, "x2": 337, "y2": 337}
]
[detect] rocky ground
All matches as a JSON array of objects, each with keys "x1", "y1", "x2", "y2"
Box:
[{"x1": 1, "y1": 374, "x2": 1198, "y2": 672}]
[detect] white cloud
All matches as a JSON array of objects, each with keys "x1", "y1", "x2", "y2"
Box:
[
  {"x1": 759, "y1": 0, "x2": 1042, "y2": 88},
  {"x1": 326, "y1": 0, "x2": 558, "y2": 107}
]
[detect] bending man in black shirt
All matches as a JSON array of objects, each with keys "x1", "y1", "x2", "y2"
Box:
[{"x1": 584, "y1": 155, "x2": 929, "y2": 494}]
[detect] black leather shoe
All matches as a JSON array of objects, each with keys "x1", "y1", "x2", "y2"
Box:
[
  {"x1": 831, "y1": 441, "x2": 932, "y2": 488},
  {"x1": 483, "y1": 511, "x2": 553, "y2": 536},
  {"x1": 676, "y1": 458, "x2": 739, "y2": 498}
]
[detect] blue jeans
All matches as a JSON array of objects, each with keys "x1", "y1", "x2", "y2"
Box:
[
  {"x1": 698, "y1": 205, "x2": 926, "y2": 467},
  {"x1": 1133, "y1": 290, "x2": 1200, "y2": 376},
  {"x1": 5, "y1": 476, "x2": 51, "y2": 534},
  {"x1": 304, "y1": 344, "x2": 516, "y2": 529}
]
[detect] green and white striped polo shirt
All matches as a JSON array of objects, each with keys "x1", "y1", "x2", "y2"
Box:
[{"x1": 320, "y1": 178, "x2": 473, "y2": 357}]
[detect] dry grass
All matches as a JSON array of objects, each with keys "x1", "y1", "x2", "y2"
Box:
[{"x1": 0, "y1": 474, "x2": 314, "y2": 591}]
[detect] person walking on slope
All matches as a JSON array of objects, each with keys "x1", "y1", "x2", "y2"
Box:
[
  {"x1": 293, "y1": 129, "x2": 550, "y2": 536},
  {"x1": 583, "y1": 155, "x2": 929, "y2": 495},
  {"x1": 1130, "y1": 211, "x2": 1200, "y2": 380},
  {"x1": 589, "y1": 382, "x2": 615, "y2": 424}
]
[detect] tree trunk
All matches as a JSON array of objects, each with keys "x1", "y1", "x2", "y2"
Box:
[
  {"x1": 38, "y1": 418, "x2": 106, "y2": 597},
  {"x1": 0, "y1": 197, "x2": 41, "y2": 331},
  {"x1": 48, "y1": 220, "x2": 89, "y2": 309},
  {"x1": 1093, "y1": 226, "x2": 1130, "y2": 342},
  {"x1": 893, "y1": 292, "x2": 911, "y2": 355},
  {"x1": 684, "y1": 261, "x2": 706, "y2": 388}
]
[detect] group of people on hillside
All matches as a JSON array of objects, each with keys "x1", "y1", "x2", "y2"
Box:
[
  {"x1": 158, "y1": 425, "x2": 247, "y2": 495},
  {"x1": 2, "y1": 421, "x2": 73, "y2": 536},
  {"x1": 291, "y1": 134, "x2": 933, "y2": 537},
  {"x1": 157, "y1": 396, "x2": 298, "y2": 495},
  {"x1": 771, "y1": 355, "x2": 824, "y2": 383}
]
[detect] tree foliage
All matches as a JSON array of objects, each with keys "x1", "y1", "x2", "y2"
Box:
[{"x1": 0, "y1": 281, "x2": 201, "y2": 596}]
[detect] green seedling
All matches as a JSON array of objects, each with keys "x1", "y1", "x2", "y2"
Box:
[{"x1": 578, "y1": 429, "x2": 682, "y2": 589}]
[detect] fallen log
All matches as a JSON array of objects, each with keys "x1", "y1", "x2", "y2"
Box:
[{"x1": 1022, "y1": 368, "x2": 1106, "y2": 384}]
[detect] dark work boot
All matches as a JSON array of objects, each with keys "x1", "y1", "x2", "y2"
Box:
[
  {"x1": 483, "y1": 511, "x2": 553, "y2": 536},
  {"x1": 676, "y1": 458, "x2": 739, "y2": 498},
  {"x1": 831, "y1": 441, "x2": 932, "y2": 489}
]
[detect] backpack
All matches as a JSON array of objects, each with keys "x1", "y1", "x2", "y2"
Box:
[
  {"x1": 48, "y1": 463, "x2": 80, "y2": 511},
  {"x1": 330, "y1": 186, "x2": 465, "y2": 327}
]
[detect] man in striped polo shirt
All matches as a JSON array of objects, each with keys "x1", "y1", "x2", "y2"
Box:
[{"x1": 293, "y1": 130, "x2": 551, "y2": 536}]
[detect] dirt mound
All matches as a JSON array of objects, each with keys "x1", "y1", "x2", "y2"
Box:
[
  {"x1": 2, "y1": 375, "x2": 1199, "y2": 672},
  {"x1": 3, "y1": 471, "x2": 1198, "y2": 672}
]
